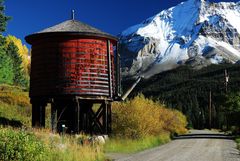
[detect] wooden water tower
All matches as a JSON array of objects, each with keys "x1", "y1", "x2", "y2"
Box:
[{"x1": 25, "y1": 12, "x2": 121, "y2": 134}]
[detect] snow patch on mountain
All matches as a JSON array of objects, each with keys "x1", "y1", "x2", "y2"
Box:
[{"x1": 120, "y1": 0, "x2": 240, "y2": 78}]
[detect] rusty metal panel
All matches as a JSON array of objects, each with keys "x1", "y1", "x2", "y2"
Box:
[{"x1": 30, "y1": 37, "x2": 116, "y2": 99}]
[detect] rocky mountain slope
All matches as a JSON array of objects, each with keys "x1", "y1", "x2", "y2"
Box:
[{"x1": 120, "y1": 0, "x2": 240, "y2": 78}]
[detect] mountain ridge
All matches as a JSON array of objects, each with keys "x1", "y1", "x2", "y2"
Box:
[{"x1": 120, "y1": 0, "x2": 240, "y2": 78}]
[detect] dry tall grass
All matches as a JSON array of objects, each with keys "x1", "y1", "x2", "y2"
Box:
[
  {"x1": 0, "y1": 127, "x2": 105, "y2": 161},
  {"x1": 0, "y1": 89, "x2": 31, "y2": 127},
  {"x1": 33, "y1": 129, "x2": 105, "y2": 161},
  {"x1": 0, "y1": 90, "x2": 30, "y2": 107}
]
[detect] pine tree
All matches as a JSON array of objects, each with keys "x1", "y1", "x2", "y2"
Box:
[
  {"x1": 6, "y1": 35, "x2": 30, "y2": 76},
  {"x1": 6, "y1": 42, "x2": 26, "y2": 86},
  {"x1": 0, "y1": 0, "x2": 10, "y2": 33},
  {"x1": 0, "y1": 39, "x2": 13, "y2": 84},
  {"x1": 224, "y1": 92, "x2": 240, "y2": 114},
  {"x1": 0, "y1": 0, "x2": 16, "y2": 85}
]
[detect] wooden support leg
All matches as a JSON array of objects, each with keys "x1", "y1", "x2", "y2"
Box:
[
  {"x1": 103, "y1": 102, "x2": 112, "y2": 134},
  {"x1": 32, "y1": 101, "x2": 46, "y2": 128},
  {"x1": 74, "y1": 99, "x2": 90, "y2": 134},
  {"x1": 103, "y1": 102, "x2": 107, "y2": 134},
  {"x1": 40, "y1": 105, "x2": 45, "y2": 127},
  {"x1": 86, "y1": 103, "x2": 93, "y2": 134},
  {"x1": 32, "y1": 103, "x2": 40, "y2": 127},
  {"x1": 51, "y1": 103, "x2": 57, "y2": 133},
  {"x1": 75, "y1": 100, "x2": 80, "y2": 134},
  {"x1": 107, "y1": 102, "x2": 112, "y2": 134},
  {"x1": 79, "y1": 103, "x2": 93, "y2": 134},
  {"x1": 82, "y1": 108, "x2": 87, "y2": 133}
]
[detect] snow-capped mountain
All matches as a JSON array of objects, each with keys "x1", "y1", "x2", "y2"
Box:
[{"x1": 120, "y1": 0, "x2": 240, "y2": 78}]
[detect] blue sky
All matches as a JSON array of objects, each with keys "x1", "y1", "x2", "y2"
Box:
[{"x1": 4, "y1": 0, "x2": 239, "y2": 48}]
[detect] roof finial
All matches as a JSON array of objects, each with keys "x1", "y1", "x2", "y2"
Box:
[{"x1": 71, "y1": 10, "x2": 75, "y2": 20}]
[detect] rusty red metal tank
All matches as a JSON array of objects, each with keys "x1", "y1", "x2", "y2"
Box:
[
  {"x1": 26, "y1": 19, "x2": 119, "y2": 100},
  {"x1": 25, "y1": 15, "x2": 120, "y2": 134}
]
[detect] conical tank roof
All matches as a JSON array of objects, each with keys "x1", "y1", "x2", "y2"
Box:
[
  {"x1": 38, "y1": 20, "x2": 111, "y2": 35},
  {"x1": 25, "y1": 19, "x2": 117, "y2": 44}
]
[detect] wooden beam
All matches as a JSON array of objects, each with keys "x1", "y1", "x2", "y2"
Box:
[
  {"x1": 32, "y1": 101, "x2": 46, "y2": 128},
  {"x1": 89, "y1": 107, "x2": 104, "y2": 133},
  {"x1": 107, "y1": 102, "x2": 112, "y2": 133},
  {"x1": 76, "y1": 98, "x2": 80, "y2": 133},
  {"x1": 32, "y1": 103, "x2": 40, "y2": 127},
  {"x1": 107, "y1": 40, "x2": 113, "y2": 98},
  {"x1": 51, "y1": 102, "x2": 57, "y2": 133}
]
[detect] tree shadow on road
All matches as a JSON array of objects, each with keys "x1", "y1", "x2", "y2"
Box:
[{"x1": 173, "y1": 133, "x2": 235, "y2": 140}]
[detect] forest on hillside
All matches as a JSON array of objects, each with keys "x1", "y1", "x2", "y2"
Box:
[
  {"x1": 0, "y1": 0, "x2": 29, "y2": 88},
  {"x1": 124, "y1": 64, "x2": 240, "y2": 131}
]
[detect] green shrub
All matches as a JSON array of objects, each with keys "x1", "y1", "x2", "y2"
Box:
[{"x1": 0, "y1": 128, "x2": 49, "y2": 161}]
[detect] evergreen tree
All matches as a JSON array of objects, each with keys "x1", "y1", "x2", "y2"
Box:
[
  {"x1": 6, "y1": 42, "x2": 26, "y2": 86},
  {"x1": 6, "y1": 35, "x2": 30, "y2": 76},
  {"x1": 126, "y1": 64, "x2": 240, "y2": 129},
  {"x1": 224, "y1": 92, "x2": 240, "y2": 114},
  {"x1": 0, "y1": 0, "x2": 10, "y2": 33},
  {"x1": 0, "y1": 38, "x2": 13, "y2": 84},
  {"x1": 0, "y1": 1, "x2": 28, "y2": 87}
]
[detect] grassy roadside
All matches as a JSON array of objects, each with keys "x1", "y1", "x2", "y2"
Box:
[
  {"x1": 105, "y1": 95, "x2": 187, "y2": 155},
  {"x1": 236, "y1": 137, "x2": 240, "y2": 150},
  {"x1": 0, "y1": 88, "x2": 105, "y2": 161},
  {"x1": 0, "y1": 127, "x2": 105, "y2": 161},
  {"x1": 105, "y1": 133, "x2": 170, "y2": 153},
  {"x1": 0, "y1": 87, "x2": 188, "y2": 160}
]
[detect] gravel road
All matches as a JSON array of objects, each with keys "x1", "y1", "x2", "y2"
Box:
[{"x1": 108, "y1": 130, "x2": 240, "y2": 161}]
